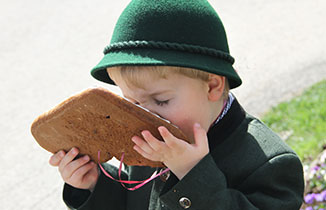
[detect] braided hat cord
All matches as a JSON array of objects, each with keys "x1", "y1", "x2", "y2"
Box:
[{"x1": 103, "y1": 40, "x2": 235, "y2": 64}]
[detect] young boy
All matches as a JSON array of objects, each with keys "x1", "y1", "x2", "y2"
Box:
[{"x1": 49, "y1": 0, "x2": 304, "y2": 209}]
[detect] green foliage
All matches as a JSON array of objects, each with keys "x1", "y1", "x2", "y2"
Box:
[
  {"x1": 262, "y1": 80, "x2": 326, "y2": 162},
  {"x1": 262, "y1": 80, "x2": 326, "y2": 209}
]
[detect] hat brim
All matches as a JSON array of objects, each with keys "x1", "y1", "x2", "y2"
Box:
[{"x1": 91, "y1": 48, "x2": 242, "y2": 89}]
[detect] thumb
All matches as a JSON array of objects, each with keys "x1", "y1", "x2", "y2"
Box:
[{"x1": 193, "y1": 123, "x2": 209, "y2": 149}]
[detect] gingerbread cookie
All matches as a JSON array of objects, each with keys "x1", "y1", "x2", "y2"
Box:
[{"x1": 31, "y1": 87, "x2": 188, "y2": 167}]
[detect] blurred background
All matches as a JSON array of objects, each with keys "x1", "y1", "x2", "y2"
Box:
[{"x1": 1, "y1": 0, "x2": 325, "y2": 209}]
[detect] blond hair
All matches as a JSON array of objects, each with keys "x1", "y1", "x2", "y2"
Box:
[{"x1": 107, "y1": 65, "x2": 229, "y2": 99}]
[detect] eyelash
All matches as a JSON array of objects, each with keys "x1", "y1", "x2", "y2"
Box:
[{"x1": 154, "y1": 99, "x2": 169, "y2": 106}]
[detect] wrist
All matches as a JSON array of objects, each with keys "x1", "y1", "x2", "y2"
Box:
[
  {"x1": 168, "y1": 159, "x2": 201, "y2": 180},
  {"x1": 168, "y1": 151, "x2": 209, "y2": 180}
]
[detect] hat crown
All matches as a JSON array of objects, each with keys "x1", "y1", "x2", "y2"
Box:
[
  {"x1": 111, "y1": 0, "x2": 230, "y2": 53},
  {"x1": 91, "y1": 0, "x2": 242, "y2": 89}
]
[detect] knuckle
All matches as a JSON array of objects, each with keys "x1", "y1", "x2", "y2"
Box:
[
  {"x1": 73, "y1": 169, "x2": 83, "y2": 178},
  {"x1": 61, "y1": 170, "x2": 69, "y2": 181},
  {"x1": 147, "y1": 149, "x2": 154, "y2": 155},
  {"x1": 154, "y1": 146, "x2": 164, "y2": 153},
  {"x1": 89, "y1": 173, "x2": 98, "y2": 182},
  {"x1": 147, "y1": 133, "x2": 156, "y2": 141},
  {"x1": 166, "y1": 140, "x2": 176, "y2": 148},
  {"x1": 58, "y1": 164, "x2": 66, "y2": 174},
  {"x1": 137, "y1": 140, "x2": 145, "y2": 147},
  {"x1": 50, "y1": 152, "x2": 63, "y2": 166},
  {"x1": 64, "y1": 162, "x2": 74, "y2": 173},
  {"x1": 151, "y1": 145, "x2": 160, "y2": 152}
]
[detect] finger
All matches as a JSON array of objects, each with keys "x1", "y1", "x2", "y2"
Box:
[
  {"x1": 49, "y1": 150, "x2": 65, "y2": 166},
  {"x1": 70, "y1": 161, "x2": 96, "y2": 183},
  {"x1": 158, "y1": 126, "x2": 181, "y2": 149},
  {"x1": 61, "y1": 155, "x2": 91, "y2": 180},
  {"x1": 193, "y1": 123, "x2": 209, "y2": 149},
  {"x1": 132, "y1": 135, "x2": 154, "y2": 155},
  {"x1": 86, "y1": 166, "x2": 100, "y2": 191},
  {"x1": 59, "y1": 147, "x2": 79, "y2": 173},
  {"x1": 133, "y1": 145, "x2": 158, "y2": 161},
  {"x1": 140, "y1": 130, "x2": 165, "y2": 151}
]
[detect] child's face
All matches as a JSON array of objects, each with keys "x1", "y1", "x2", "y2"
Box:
[{"x1": 111, "y1": 71, "x2": 213, "y2": 142}]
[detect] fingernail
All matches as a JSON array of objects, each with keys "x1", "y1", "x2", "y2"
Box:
[
  {"x1": 194, "y1": 123, "x2": 201, "y2": 128},
  {"x1": 59, "y1": 151, "x2": 64, "y2": 158},
  {"x1": 141, "y1": 130, "x2": 148, "y2": 137},
  {"x1": 71, "y1": 148, "x2": 78, "y2": 155},
  {"x1": 158, "y1": 126, "x2": 164, "y2": 132},
  {"x1": 83, "y1": 155, "x2": 89, "y2": 161}
]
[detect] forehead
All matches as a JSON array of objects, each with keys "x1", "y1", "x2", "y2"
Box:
[{"x1": 107, "y1": 66, "x2": 175, "y2": 89}]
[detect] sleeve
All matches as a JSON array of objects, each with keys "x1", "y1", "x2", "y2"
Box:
[
  {"x1": 159, "y1": 153, "x2": 304, "y2": 210},
  {"x1": 63, "y1": 163, "x2": 128, "y2": 210}
]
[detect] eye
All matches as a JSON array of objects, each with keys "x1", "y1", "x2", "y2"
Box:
[{"x1": 154, "y1": 99, "x2": 169, "y2": 106}]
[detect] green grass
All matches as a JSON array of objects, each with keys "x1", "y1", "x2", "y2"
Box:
[{"x1": 262, "y1": 80, "x2": 326, "y2": 163}]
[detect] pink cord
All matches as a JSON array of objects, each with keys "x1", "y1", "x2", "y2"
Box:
[{"x1": 98, "y1": 151, "x2": 170, "y2": 191}]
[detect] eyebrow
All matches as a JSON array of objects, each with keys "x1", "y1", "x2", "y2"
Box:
[
  {"x1": 149, "y1": 90, "x2": 172, "y2": 97},
  {"x1": 124, "y1": 90, "x2": 172, "y2": 102}
]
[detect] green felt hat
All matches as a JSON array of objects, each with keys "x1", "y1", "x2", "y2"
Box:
[{"x1": 91, "y1": 0, "x2": 242, "y2": 89}]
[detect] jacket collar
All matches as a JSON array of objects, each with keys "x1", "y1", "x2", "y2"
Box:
[{"x1": 207, "y1": 97, "x2": 246, "y2": 151}]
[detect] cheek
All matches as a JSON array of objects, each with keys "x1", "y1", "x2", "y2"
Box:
[
  {"x1": 164, "y1": 109, "x2": 195, "y2": 141},
  {"x1": 173, "y1": 118, "x2": 196, "y2": 143}
]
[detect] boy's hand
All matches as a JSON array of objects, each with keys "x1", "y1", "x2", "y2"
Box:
[
  {"x1": 49, "y1": 147, "x2": 99, "y2": 191},
  {"x1": 132, "y1": 123, "x2": 209, "y2": 180}
]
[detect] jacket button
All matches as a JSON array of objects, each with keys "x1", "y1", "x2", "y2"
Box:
[
  {"x1": 160, "y1": 168, "x2": 170, "y2": 182},
  {"x1": 179, "y1": 197, "x2": 191, "y2": 209}
]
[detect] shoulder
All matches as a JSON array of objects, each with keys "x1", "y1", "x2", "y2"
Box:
[
  {"x1": 243, "y1": 114, "x2": 296, "y2": 156},
  {"x1": 210, "y1": 113, "x2": 302, "y2": 186}
]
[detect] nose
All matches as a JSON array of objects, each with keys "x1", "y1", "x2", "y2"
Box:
[
  {"x1": 138, "y1": 103, "x2": 154, "y2": 114},
  {"x1": 137, "y1": 103, "x2": 161, "y2": 118}
]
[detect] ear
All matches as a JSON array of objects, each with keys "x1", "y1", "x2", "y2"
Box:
[{"x1": 207, "y1": 74, "x2": 225, "y2": 102}]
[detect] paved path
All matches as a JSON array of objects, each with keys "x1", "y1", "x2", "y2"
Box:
[{"x1": 1, "y1": 0, "x2": 325, "y2": 209}]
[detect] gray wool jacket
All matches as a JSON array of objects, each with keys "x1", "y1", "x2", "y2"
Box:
[{"x1": 63, "y1": 98, "x2": 304, "y2": 210}]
